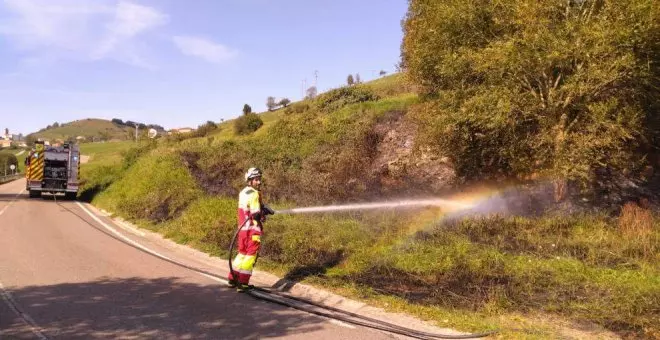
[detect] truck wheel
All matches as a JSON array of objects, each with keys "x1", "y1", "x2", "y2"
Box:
[
  {"x1": 29, "y1": 190, "x2": 41, "y2": 198},
  {"x1": 64, "y1": 192, "x2": 77, "y2": 201}
]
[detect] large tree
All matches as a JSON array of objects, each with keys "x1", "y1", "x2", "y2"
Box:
[
  {"x1": 243, "y1": 104, "x2": 252, "y2": 115},
  {"x1": 402, "y1": 0, "x2": 659, "y2": 199},
  {"x1": 266, "y1": 97, "x2": 277, "y2": 111}
]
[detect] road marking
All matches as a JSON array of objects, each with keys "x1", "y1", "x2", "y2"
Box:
[
  {"x1": 113, "y1": 218, "x2": 147, "y2": 237},
  {"x1": 76, "y1": 202, "x2": 357, "y2": 330},
  {"x1": 0, "y1": 281, "x2": 49, "y2": 339},
  {"x1": 0, "y1": 189, "x2": 25, "y2": 216},
  {"x1": 75, "y1": 202, "x2": 172, "y2": 261},
  {"x1": 199, "y1": 272, "x2": 229, "y2": 284}
]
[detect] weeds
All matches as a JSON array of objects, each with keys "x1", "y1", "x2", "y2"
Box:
[{"x1": 80, "y1": 74, "x2": 660, "y2": 338}]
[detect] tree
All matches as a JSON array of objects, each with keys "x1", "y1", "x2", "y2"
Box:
[
  {"x1": 112, "y1": 118, "x2": 124, "y2": 125},
  {"x1": 279, "y1": 98, "x2": 291, "y2": 107},
  {"x1": 379, "y1": 70, "x2": 387, "y2": 77},
  {"x1": 266, "y1": 97, "x2": 277, "y2": 111},
  {"x1": 25, "y1": 135, "x2": 37, "y2": 147},
  {"x1": 347, "y1": 74, "x2": 355, "y2": 86},
  {"x1": 53, "y1": 122, "x2": 59, "y2": 128},
  {"x1": 402, "y1": 0, "x2": 659, "y2": 200},
  {"x1": 305, "y1": 86, "x2": 318, "y2": 100},
  {"x1": 234, "y1": 113, "x2": 264, "y2": 135},
  {"x1": 355, "y1": 73, "x2": 361, "y2": 84},
  {"x1": 0, "y1": 153, "x2": 18, "y2": 175},
  {"x1": 147, "y1": 124, "x2": 165, "y2": 131},
  {"x1": 243, "y1": 104, "x2": 252, "y2": 115}
]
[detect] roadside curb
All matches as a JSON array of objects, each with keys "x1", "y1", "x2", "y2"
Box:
[{"x1": 84, "y1": 203, "x2": 467, "y2": 338}]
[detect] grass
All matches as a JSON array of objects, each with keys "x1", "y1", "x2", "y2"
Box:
[
  {"x1": 79, "y1": 73, "x2": 659, "y2": 339},
  {"x1": 28, "y1": 118, "x2": 134, "y2": 142},
  {"x1": 80, "y1": 140, "x2": 134, "y2": 167}
]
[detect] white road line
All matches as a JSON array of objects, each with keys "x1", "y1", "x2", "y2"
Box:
[
  {"x1": 199, "y1": 272, "x2": 229, "y2": 284},
  {"x1": 75, "y1": 202, "x2": 172, "y2": 261},
  {"x1": 76, "y1": 202, "x2": 357, "y2": 330},
  {"x1": 0, "y1": 281, "x2": 49, "y2": 339},
  {"x1": 0, "y1": 189, "x2": 25, "y2": 216},
  {"x1": 0, "y1": 188, "x2": 49, "y2": 339}
]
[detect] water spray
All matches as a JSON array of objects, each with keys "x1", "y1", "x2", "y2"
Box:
[{"x1": 274, "y1": 198, "x2": 474, "y2": 215}]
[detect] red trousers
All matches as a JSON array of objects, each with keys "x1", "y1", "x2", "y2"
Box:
[{"x1": 228, "y1": 225, "x2": 262, "y2": 284}]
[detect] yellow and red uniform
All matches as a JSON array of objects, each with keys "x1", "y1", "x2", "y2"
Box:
[{"x1": 228, "y1": 186, "x2": 263, "y2": 285}]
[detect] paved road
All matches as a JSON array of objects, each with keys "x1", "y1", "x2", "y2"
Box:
[{"x1": 0, "y1": 179, "x2": 396, "y2": 339}]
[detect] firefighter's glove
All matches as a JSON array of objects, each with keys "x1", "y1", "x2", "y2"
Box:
[
  {"x1": 262, "y1": 205, "x2": 275, "y2": 216},
  {"x1": 251, "y1": 211, "x2": 263, "y2": 222}
]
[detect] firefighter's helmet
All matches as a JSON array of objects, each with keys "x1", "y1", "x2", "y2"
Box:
[{"x1": 245, "y1": 167, "x2": 262, "y2": 182}]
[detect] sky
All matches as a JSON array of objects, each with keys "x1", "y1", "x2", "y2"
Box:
[{"x1": 0, "y1": 0, "x2": 408, "y2": 135}]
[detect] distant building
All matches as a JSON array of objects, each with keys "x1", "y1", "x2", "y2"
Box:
[
  {"x1": 0, "y1": 140, "x2": 11, "y2": 148},
  {"x1": 2, "y1": 128, "x2": 11, "y2": 140}
]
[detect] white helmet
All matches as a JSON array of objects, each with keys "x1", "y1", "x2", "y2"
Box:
[{"x1": 245, "y1": 167, "x2": 262, "y2": 182}]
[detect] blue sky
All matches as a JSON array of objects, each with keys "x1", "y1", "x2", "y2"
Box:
[{"x1": 0, "y1": 0, "x2": 407, "y2": 135}]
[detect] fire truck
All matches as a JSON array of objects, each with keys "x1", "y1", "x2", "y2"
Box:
[{"x1": 25, "y1": 141, "x2": 80, "y2": 199}]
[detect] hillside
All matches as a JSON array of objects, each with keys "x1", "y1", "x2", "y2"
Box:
[
  {"x1": 77, "y1": 69, "x2": 659, "y2": 339},
  {"x1": 27, "y1": 118, "x2": 141, "y2": 143}
]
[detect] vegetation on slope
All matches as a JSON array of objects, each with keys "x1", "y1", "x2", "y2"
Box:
[
  {"x1": 77, "y1": 1, "x2": 660, "y2": 337},
  {"x1": 401, "y1": 0, "x2": 660, "y2": 205},
  {"x1": 27, "y1": 118, "x2": 134, "y2": 144},
  {"x1": 27, "y1": 118, "x2": 164, "y2": 145},
  {"x1": 79, "y1": 70, "x2": 659, "y2": 338}
]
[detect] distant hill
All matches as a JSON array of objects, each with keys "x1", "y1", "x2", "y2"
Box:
[{"x1": 27, "y1": 118, "x2": 165, "y2": 144}]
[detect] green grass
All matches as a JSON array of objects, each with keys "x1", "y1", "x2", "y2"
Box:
[
  {"x1": 80, "y1": 140, "x2": 134, "y2": 167},
  {"x1": 80, "y1": 72, "x2": 659, "y2": 339},
  {"x1": 28, "y1": 118, "x2": 133, "y2": 142}
]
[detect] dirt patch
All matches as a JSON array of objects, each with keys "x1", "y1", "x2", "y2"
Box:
[{"x1": 371, "y1": 111, "x2": 456, "y2": 194}]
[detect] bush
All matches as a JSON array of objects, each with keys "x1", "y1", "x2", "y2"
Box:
[
  {"x1": 0, "y1": 153, "x2": 18, "y2": 174},
  {"x1": 315, "y1": 85, "x2": 380, "y2": 112},
  {"x1": 95, "y1": 150, "x2": 202, "y2": 223},
  {"x1": 284, "y1": 102, "x2": 310, "y2": 115},
  {"x1": 402, "y1": 0, "x2": 659, "y2": 193},
  {"x1": 234, "y1": 113, "x2": 264, "y2": 135},
  {"x1": 121, "y1": 141, "x2": 157, "y2": 170}
]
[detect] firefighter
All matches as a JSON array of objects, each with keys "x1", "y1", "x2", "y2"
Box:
[{"x1": 228, "y1": 167, "x2": 267, "y2": 292}]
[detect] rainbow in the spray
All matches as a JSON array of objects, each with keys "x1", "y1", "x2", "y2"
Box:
[{"x1": 276, "y1": 198, "x2": 474, "y2": 214}]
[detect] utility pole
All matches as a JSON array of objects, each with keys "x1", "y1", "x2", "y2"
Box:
[
  {"x1": 135, "y1": 124, "x2": 138, "y2": 142},
  {"x1": 303, "y1": 79, "x2": 307, "y2": 98}
]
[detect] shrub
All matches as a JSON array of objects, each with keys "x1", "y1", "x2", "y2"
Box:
[
  {"x1": 234, "y1": 113, "x2": 264, "y2": 135},
  {"x1": 0, "y1": 153, "x2": 18, "y2": 174},
  {"x1": 619, "y1": 202, "x2": 656, "y2": 260},
  {"x1": 402, "y1": 0, "x2": 659, "y2": 193},
  {"x1": 96, "y1": 150, "x2": 202, "y2": 223},
  {"x1": 121, "y1": 141, "x2": 157, "y2": 170},
  {"x1": 284, "y1": 102, "x2": 310, "y2": 115},
  {"x1": 315, "y1": 85, "x2": 380, "y2": 112}
]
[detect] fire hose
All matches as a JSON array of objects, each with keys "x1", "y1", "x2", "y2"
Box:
[
  {"x1": 56, "y1": 199, "x2": 503, "y2": 339},
  {"x1": 227, "y1": 206, "x2": 498, "y2": 339},
  {"x1": 58, "y1": 200, "x2": 500, "y2": 339}
]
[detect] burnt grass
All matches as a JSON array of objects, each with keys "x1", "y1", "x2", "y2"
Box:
[{"x1": 179, "y1": 150, "x2": 239, "y2": 197}]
